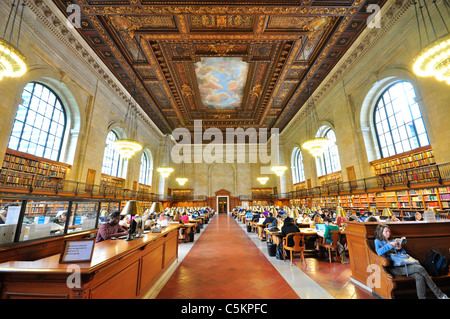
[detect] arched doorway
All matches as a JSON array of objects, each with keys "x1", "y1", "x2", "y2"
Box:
[{"x1": 215, "y1": 189, "x2": 231, "y2": 214}]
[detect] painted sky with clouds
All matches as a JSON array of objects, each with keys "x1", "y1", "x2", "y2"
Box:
[{"x1": 195, "y1": 57, "x2": 248, "y2": 110}]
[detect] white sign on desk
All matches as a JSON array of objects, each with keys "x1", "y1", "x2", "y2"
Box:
[
  {"x1": 59, "y1": 239, "x2": 95, "y2": 263},
  {"x1": 423, "y1": 210, "x2": 436, "y2": 222}
]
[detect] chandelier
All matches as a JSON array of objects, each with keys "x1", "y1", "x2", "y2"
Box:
[
  {"x1": 301, "y1": 87, "x2": 331, "y2": 157},
  {"x1": 175, "y1": 162, "x2": 188, "y2": 186},
  {"x1": 412, "y1": 0, "x2": 450, "y2": 85},
  {"x1": 257, "y1": 177, "x2": 269, "y2": 185},
  {"x1": 175, "y1": 177, "x2": 188, "y2": 186},
  {"x1": 271, "y1": 166, "x2": 287, "y2": 176},
  {"x1": 1, "y1": 0, "x2": 27, "y2": 81},
  {"x1": 157, "y1": 134, "x2": 174, "y2": 178},
  {"x1": 113, "y1": 36, "x2": 143, "y2": 158}
]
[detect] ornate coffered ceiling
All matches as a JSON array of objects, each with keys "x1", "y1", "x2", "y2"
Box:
[{"x1": 50, "y1": 0, "x2": 387, "y2": 135}]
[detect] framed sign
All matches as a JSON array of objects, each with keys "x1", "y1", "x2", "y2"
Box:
[{"x1": 59, "y1": 238, "x2": 95, "y2": 263}]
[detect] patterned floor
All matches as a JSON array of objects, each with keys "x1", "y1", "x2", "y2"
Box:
[{"x1": 155, "y1": 213, "x2": 375, "y2": 299}]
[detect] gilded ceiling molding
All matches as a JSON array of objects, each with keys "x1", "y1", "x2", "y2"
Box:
[
  {"x1": 281, "y1": 0, "x2": 409, "y2": 138},
  {"x1": 28, "y1": 0, "x2": 164, "y2": 138}
]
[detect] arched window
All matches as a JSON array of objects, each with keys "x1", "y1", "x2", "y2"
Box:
[
  {"x1": 8, "y1": 82, "x2": 66, "y2": 161},
  {"x1": 322, "y1": 128, "x2": 341, "y2": 175},
  {"x1": 101, "y1": 131, "x2": 121, "y2": 177},
  {"x1": 374, "y1": 81, "x2": 429, "y2": 158},
  {"x1": 139, "y1": 152, "x2": 152, "y2": 186},
  {"x1": 291, "y1": 147, "x2": 305, "y2": 184}
]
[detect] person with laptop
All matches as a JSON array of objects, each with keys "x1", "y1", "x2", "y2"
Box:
[
  {"x1": 317, "y1": 217, "x2": 340, "y2": 245},
  {"x1": 96, "y1": 211, "x2": 128, "y2": 243}
]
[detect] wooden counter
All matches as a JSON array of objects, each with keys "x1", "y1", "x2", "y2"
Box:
[{"x1": 0, "y1": 224, "x2": 180, "y2": 299}]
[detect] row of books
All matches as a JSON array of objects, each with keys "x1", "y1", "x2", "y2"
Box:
[
  {"x1": 301, "y1": 187, "x2": 450, "y2": 211},
  {"x1": 2, "y1": 152, "x2": 68, "y2": 179},
  {"x1": 372, "y1": 149, "x2": 435, "y2": 176}
]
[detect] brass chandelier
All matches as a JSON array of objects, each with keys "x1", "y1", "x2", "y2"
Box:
[
  {"x1": 301, "y1": 87, "x2": 331, "y2": 157},
  {"x1": 113, "y1": 36, "x2": 143, "y2": 158},
  {"x1": 1, "y1": 0, "x2": 27, "y2": 81},
  {"x1": 157, "y1": 134, "x2": 174, "y2": 178},
  {"x1": 412, "y1": 0, "x2": 450, "y2": 85}
]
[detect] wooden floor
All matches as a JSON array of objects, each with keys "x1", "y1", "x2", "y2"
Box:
[{"x1": 156, "y1": 213, "x2": 375, "y2": 299}]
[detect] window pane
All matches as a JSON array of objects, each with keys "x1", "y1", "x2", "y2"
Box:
[
  {"x1": 374, "y1": 81, "x2": 429, "y2": 158},
  {"x1": 7, "y1": 82, "x2": 66, "y2": 161},
  {"x1": 418, "y1": 133, "x2": 429, "y2": 146},
  {"x1": 415, "y1": 118, "x2": 426, "y2": 134}
]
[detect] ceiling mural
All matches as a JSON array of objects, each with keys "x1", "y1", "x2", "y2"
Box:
[
  {"x1": 195, "y1": 57, "x2": 248, "y2": 110},
  {"x1": 48, "y1": 0, "x2": 388, "y2": 135}
]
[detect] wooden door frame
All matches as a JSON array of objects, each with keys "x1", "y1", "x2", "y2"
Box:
[{"x1": 216, "y1": 196, "x2": 229, "y2": 214}]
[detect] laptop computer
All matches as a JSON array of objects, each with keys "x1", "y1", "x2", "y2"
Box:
[{"x1": 315, "y1": 223, "x2": 326, "y2": 232}]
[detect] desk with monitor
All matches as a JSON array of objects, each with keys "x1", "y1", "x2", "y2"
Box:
[{"x1": 0, "y1": 223, "x2": 181, "y2": 299}]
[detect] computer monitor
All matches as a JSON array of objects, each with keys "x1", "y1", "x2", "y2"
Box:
[
  {"x1": 125, "y1": 217, "x2": 143, "y2": 241},
  {"x1": 315, "y1": 223, "x2": 326, "y2": 232}
]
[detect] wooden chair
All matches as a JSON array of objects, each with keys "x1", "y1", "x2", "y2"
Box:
[
  {"x1": 283, "y1": 233, "x2": 306, "y2": 266},
  {"x1": 318, "y1": 230, "x2": 341, "y2": 263},
  {"x1": 252, "y1": 221, "x2": 258, "y2": 233}
]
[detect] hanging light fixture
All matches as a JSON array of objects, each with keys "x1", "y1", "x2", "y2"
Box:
[
  {"x1": 301, "y1": 86, "x2": 331, "y2": 157},
  {"x1": 113, "y1": 36, "x2": 143, "y2": 158},
  {"x1": 113, "y1": 98, "x2": 142, "y2": 159},
  {"x1": 1, "y1": 0, "x2": 27, "y2": 81},
  {"x1": 157, "y1": 134, "x2": 174, "y2": 178},
  {"x1": 412, "y1": 0, "x2": 450, "y2": 84},
  {"x1": 270, "y1": 166, "x2": 288, "y2": 176},
  {"x1": 257, "y1": 176, "x2": 269, "y2": 185},
  {"x1": 176, "y1": 162, "x2": 188, "y2": 186}
]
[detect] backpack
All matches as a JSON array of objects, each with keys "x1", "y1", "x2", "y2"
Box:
[{"x1": 424, "y1": 249, "x2": 449, "y2": 277}]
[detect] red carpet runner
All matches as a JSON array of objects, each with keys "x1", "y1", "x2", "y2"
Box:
[{"x1": 156, "y1": 213, "x2": 300, "y2": 299}]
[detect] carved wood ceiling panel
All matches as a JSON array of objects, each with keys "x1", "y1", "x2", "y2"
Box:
[{"x1": 51, "y1": 0, "x2": 387, "y2": 135}]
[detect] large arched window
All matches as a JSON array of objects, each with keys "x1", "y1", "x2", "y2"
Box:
[
  {"x1": 8, "y1": 82, "x2": 66, "y2": 161},
  {"x1": 139, "y1": 151, "x2": 152, "y2": 186},
  {"x1": 374, "y1": 81, "x2": 429, "y2": 158},
  {"x1": 322, "y1": 128, "x2": 341, "y2": 175},
  {"x1": 291, "y1": 147, "x2": 305, "y2": 184},
  {"x1": 101, "y1": 131, "x2": 121, "y2": 177}
]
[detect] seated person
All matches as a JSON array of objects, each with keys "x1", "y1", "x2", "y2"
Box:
[
  {"x1": 366, "y1": 216, "x2": 379, "y2": 222},
  {"x1": 374, "y1": 224, "x2": 448, "y2": 299},
  {"x1": 415, "y1": 212, "x2": 423, "y2": 221},
  {"x1": 252, "y1": 212, "x2": 261, "y2": 222},
  {"x1": 317, "y1": 217, "x2": 340, "y2": 245},
  {"x1": 281, "y1": 217, "x2": 300, "y2": 248},
  {"x1": 180, "y1": 212, "x2": 189, "y2": 224},
  {"x1": 336, "y1": 215, "x2": 348, "y2": 227},
  {"x1": 388, "y1": 214, "x2": 401, "y2": 222},
  {"x1": 262, "y1": 213, "x2": 276, "y2": 227},
  {"x1": 96, "y1": 211, "x2": 128, "y2": 243}
]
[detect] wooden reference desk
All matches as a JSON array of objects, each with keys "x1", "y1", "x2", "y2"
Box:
[{"x1": 0, "y1": 224, "x2": 181, "y2": 299}]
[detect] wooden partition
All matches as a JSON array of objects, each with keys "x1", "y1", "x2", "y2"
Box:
[
  {"x1": 345, "y1": 220, "x2": 450, "y2": 298},
  {"x1": 0, "y1": 224, "x2": 180, "y2": 299}
]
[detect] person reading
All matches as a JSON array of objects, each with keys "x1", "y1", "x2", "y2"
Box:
[
  {"x1": 96, "y1": 211, "x2": 128, "y2": 243},
  {"x1": 374, "y1": 224, "x2": 448, "y2": 299}
]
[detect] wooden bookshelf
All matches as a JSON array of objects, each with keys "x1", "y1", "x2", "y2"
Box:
[
  {"x1": 172, "y1": 189, "x2": 193, "y2": 197},
  {"x1": 438, "y1": 186, "x2": 450, "y2": 209},
  {"x1": 293, "y1": 182, "x2": 306, "y2": 191},
  {"x1": 371, "y1": 146, "x2": 438, "y2": 187},
  {"x1": 251, "y1": 188, "x2": 273, "y2": 197},
  {"x1": 139, "y1": 183, "x2": 152, "y2": 194},
  {"x1": 318, "y1": 171, "x2": 342, "y2": 186},
  {"x1": 1, "y1": 148, "x2": 71, "y2": 190},
  {"x1": 100, "y1": 174, "x2": 125, "y2": 189}
]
